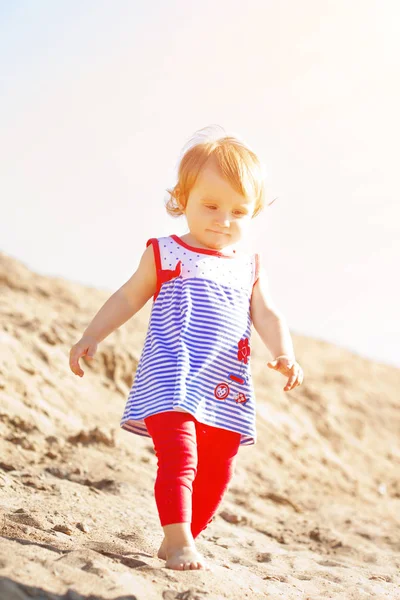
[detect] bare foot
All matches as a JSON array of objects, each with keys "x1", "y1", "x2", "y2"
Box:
[
  {"x1": 165, "y1": 545, "x2": 207, "y2": 570},
  {"x1": 157, "y1": 536, "x2": 167, "y2": 560},
  {"x1": 158, "y1": 537, "x2": 206, "y2": 569}
]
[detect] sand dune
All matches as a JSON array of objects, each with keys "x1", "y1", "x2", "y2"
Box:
[{"x1": 0, "y1": 251, "x2": 399, "y2": 599}]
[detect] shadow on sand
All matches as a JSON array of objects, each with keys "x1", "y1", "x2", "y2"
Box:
[{"x1": 0, "y1": 576, "x2": 138, "y2": 600}]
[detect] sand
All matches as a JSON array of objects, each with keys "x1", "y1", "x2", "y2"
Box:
[{"x1": 0, "y1": 251, "x2": 399, "y2": 600}]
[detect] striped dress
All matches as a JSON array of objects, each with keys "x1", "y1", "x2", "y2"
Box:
[{"x1": 120, "y1": 234, "x2": 260, "y2": 446}]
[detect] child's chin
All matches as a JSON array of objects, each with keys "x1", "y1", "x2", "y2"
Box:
[{"x1": 207, "y1": 231, "x2": 230, "y2": 243}]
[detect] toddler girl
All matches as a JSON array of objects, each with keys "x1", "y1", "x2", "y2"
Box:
[{"x1": 69, "y1": 126, "x2": 303, "y2": 571}]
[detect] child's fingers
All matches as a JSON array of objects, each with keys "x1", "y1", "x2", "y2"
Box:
[
  {"x1": 268, "y1": 359, "x2": 304, "y2": 390},
  {"x1": 69, "y1": 338, "x2": 97, "y2": 377},
  {"x1": 69, "y1": 347, "x2": 85, "y2": 377},
  {"x1": 284, "y1": 366, "x2": 304, "y2": 391},
  {"x1": 284, "y1": 374, "x2": 297, "y2": 391},
  {"x1": 70, "y1": 357, "x2": 84, "y2": 377}
]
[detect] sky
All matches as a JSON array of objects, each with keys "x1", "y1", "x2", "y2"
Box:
[{"x1": 1, "y1": 0, "x2": 399, "y2": 367}]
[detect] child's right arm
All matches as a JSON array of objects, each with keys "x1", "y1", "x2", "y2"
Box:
[{"x1": 69, "y1": 244, "x2": 157, "y2": 377}]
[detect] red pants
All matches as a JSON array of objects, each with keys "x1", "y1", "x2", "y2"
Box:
[{"x1": 144, "y1": 411, "x2": 241, "y2": 539}]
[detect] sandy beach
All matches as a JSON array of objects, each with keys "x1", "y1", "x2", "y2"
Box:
[{"x1": 1, "y1": 251, "x2": 399, "y2": 600}]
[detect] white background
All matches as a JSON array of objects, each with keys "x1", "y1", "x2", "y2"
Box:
[{"x1": 1, "y1": 0, "x2": 399, "y2": 366}]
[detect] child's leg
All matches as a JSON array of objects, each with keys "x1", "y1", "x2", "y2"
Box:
[
  {"x1": 144, "y1": 410, "x2": 197, "y2": 526},
  {"x1": 190, "y1": 422, "x2": 241, "y2": 539},
  {"x1": 144, "y1": 411, "x2": 207, "y2": 570}
]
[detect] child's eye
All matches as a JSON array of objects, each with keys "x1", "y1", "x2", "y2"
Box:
[{"x1": 205, "y1": 205, "x2": 245, "y2": 217}]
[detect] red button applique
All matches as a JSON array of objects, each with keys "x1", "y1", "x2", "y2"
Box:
[{"x1": 214, "y1": 382, "x2": 230, "y2": 400}]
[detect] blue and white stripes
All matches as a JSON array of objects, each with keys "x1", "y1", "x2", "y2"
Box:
[{"x1": 120, "y1": 235, "x2": 259, "y2": 446}]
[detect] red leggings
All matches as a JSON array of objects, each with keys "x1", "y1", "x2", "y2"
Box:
[{"x1": 144, "y1": 411, "x2": 241, "y2": 539}]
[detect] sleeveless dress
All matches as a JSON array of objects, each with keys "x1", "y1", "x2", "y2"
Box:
[{"x1": 120, "y1": 234, "x2": 260, "y2": 446}]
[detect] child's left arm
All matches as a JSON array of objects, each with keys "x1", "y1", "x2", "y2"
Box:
[{"x1": 250, "y1": 266, "x2": 303, "y2": 392}]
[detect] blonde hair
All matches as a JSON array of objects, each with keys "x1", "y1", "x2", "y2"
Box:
[{"x1": 165, "y1": 125, "x2": 268, "y2": 219}]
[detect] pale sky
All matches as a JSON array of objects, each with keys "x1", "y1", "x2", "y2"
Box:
[{"x1": 1, "y1": 0, "x2": 399, "y2": 367}]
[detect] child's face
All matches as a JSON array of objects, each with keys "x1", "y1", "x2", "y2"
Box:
[{"x1": 180, "y1": 158, "x2": 256, "y2": 251}]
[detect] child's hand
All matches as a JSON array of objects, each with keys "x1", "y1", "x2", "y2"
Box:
[
  {"x1": 267, "y1": 355, "x2": 303, "y2": 392},
  {"x1": 69, "y1": 336, "x2": 98, "y2": 377}
]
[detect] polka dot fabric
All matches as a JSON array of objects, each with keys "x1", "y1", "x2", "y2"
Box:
[
  {"x1": 159, "y1": 235, "x2": 256, "y2": 291},
  {"x1": 120, "y1": 234, "x2": 260, "y2": 446}
]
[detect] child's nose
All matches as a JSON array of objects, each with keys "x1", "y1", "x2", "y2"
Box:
[{"x1": 215, "y1": 212, "x2": 231, "y2": 227}]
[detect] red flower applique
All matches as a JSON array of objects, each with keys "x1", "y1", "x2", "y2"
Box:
[
  {"x1": 237, "y1": 337, "x2": 251, "y2": 364},
  {"x1": 234, "y1": 392, "x2": 247, "y2": 404}
]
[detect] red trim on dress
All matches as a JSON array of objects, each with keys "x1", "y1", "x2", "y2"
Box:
[
  {"x1": 147, "y1": 238, "x2": 183, "y2": 301},
  {"x1": 146, "y1": 238, "x2": 162, "y2": 300},
  {"x1": 171, "y1": 234, "x2": 236, "y2": 258}
]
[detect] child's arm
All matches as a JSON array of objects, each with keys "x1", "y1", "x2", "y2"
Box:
[
  {"x1": 69, "y1": 244, "x2": 157, "y2": 377},
  {"x1": 250, "y1": 267, "x2": 303, "y2": 391}
]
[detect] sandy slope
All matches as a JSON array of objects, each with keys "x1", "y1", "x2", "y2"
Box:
[{"x1": 0, "y1": 251, "x2": 399, "y2": 600}]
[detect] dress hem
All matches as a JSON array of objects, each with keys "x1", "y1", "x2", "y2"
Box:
[{"x1": 120, "y1": 409, "x2": 256, "y2": 446}]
